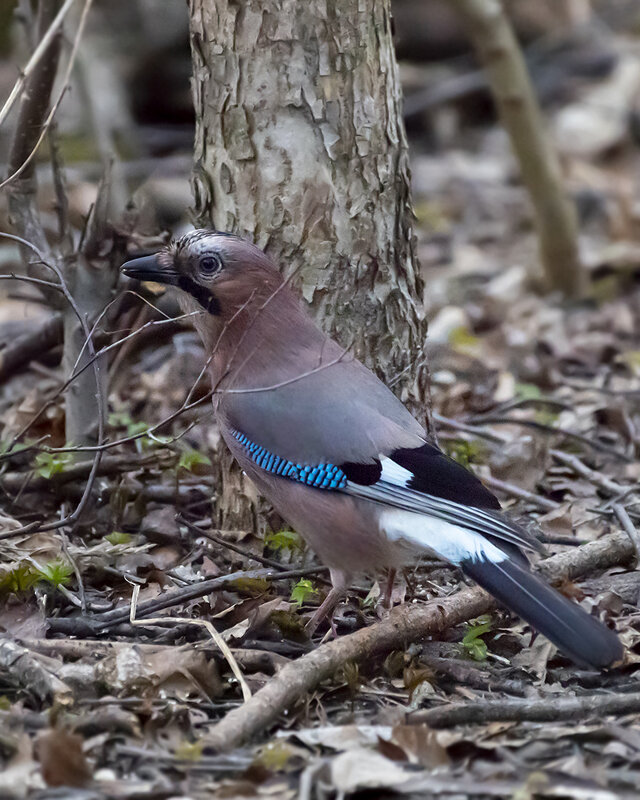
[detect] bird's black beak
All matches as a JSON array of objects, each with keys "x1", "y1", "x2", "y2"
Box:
[{"x1": 121, "y1": 254, "x2": 178, "y2": 286}]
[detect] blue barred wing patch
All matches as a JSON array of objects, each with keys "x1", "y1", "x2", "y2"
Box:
[{"x1": 231, "y1": 429, "x2": 347, "y2": 490}]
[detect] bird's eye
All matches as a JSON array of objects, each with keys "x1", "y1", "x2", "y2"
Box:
[{"x1": 199, "y1": 255, "x2": 221, "y2": 276}]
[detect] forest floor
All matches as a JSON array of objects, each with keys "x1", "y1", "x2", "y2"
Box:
[{"x1": 3, "y1": 12, "x2": 640, "y2": 800}]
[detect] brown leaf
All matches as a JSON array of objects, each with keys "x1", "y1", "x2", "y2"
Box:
[
  {"x1": 36, "y1": 729, "x2": 92, "y2": 787},
  {"x1": 388, "y1": 724, "x2": 451, "y2": 768}
]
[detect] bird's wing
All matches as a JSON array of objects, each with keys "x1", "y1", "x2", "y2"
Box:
[
  {"x1": 224, "y1": 391, "x2": 541, "y2": 557},
  {"x1": 220, "y1": 336, "x2": 540, "y2": 556},
  {"x1": 342, "y1": 444, "x2": 543, "y2": 556},
  {"x1": 221, "y1": 352, "x2": 426, "y2": 465}
]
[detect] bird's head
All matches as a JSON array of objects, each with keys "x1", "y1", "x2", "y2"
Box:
[
  {"x1": 121, "y1": 229, "x2": 283, "y2": 320},
  {"x1": 121, "y1": 229, "x2": 320, "y2": 375}
]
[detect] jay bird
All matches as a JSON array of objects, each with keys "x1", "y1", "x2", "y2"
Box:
[{"x1": 122, "y1": 229, "x2": 622, "y2": 669}]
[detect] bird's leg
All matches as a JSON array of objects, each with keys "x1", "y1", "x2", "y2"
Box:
[
  {"x1": 382, "y1": 568, "x2": 397, "y2": 609},
  {"x1": 305, "y1": 568, "x2": 351, "y2": 635}
]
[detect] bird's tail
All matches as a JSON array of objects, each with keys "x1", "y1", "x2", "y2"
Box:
[{"x1": 461, "y1": 556, "x2": 623, "y2": 669}]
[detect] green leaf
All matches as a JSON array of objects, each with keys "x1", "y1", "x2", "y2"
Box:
[
  {"x1": 34, "y1": 451, "x2": 74, "y2": 479},
  {"x1": 264, "y1": 529, "x2": 304, "y2": 553},
  {"x1": 255, "y1": 741, "x2": 295, "y2": 771},
  {"x1": 0, "y1": 562, "x2": 38, "y2": 593},
  {"x1": 448, "y1": 325, "x2": 480, "y2": 352},
  {"x1": 514, "y1": 382, "x2": 543, "y2": 401},
  {"x1": 109, "y1": 412, "x2": 148, "y2": 438},
  {"x1": 105, "y1": 531, "x2": 132, "y2": 545},
  {"x1": 36, "y1": 559, "x2": 74, "y2": 588},
  {"x1": 108, "y1": 411, "x2": 132, "y2": 428},
  {"x1": 290, "y1": 578, "x2": 318, "y2": 608},
  {"x1": 461, "y1": 616, "x2": 492, "y2": 662},
  {"x1": 443, "y1": 439, "x2": 485, "y2": 469},
  {"x1": 178, "y1": 449, "x2": 211, "y2": 472},
  {"x1": 174, "y1": 740, "x2": 204, "y2": 762}
]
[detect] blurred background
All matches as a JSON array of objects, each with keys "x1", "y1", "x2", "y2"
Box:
[{"x1": 2, "y1": 0, "x2": 640, "y2": 440}]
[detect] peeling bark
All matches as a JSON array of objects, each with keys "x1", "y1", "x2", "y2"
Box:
[{"x1": 187, "y1": 0, "x2": 430, "y2": 528}]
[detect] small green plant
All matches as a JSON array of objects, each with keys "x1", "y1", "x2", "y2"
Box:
[
  {"x1": 255, "y1": 741, "x2": 296, "y2": 770},
  {"x1": 174, "y1": 739, "x2": 204, "y2": 762},
  {"x1": 264, "y1": 529, "x2": 304, "y2": 553},
  {"x1": 514, "y1": 382, "x2": 543, "y2": 401},
  {"x1": 0, "y1": 559, "x2": 73, "y2": 594},
  {"x1": 443, "y1": 439, "x2": 485, "y2": 469},
  {"x1": 36, "y1": 559, "x2": 74, "y2": 588},
  {"x1": 0, "y1": 562, "x2": 38, "y2": 593},
  {"x1": 290, "y1": 578, "x2": 318, "y2": 607},
  {"x1": 108, "y1": 411, "x2": 147, "y2": 435},
  {"x1": 461, "y1": 616, "x2": 492, "y2": 661},
  {"x1": 34, "y1": 451, "x2": 74, "y2": 479},
  {"x1": 178, "y1": 449, "x2": 211, "y2": 472},
  {"x1": 109, "y1": 411, "x2": 152, "y2": 447},
  {"x1": 105, "y1": 531, "x2": 132, "y2": 545},
  {"x1": 448, "y1": 325, "x2": 480, "y2": 352}
]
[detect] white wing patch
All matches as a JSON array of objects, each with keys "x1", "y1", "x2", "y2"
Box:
[
  {"x1": 379, "y1": 508, "x2": 508, "y2": 565},
  {"x1": 379, "y1": 456, "x2": 413, "y2": 487}
]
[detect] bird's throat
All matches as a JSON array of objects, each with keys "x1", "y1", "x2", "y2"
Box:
[{"x1": 177, "y1": 276, "x2": 220, "y2": 315}]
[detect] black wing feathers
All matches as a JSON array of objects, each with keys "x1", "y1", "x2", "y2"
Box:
[
  {"x1": 390, "y1": 443, "x2": 501, "y2": 510},
  {"x1": 340, "y1": 460, "x2": 382, "y2": 485},
  {"x1": 341, "y1": 442, "x2": 543, "y2": 555}
]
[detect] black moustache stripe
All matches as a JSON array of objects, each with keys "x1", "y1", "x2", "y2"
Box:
[{"x1": 177, "y1": 276, "x2": 221, "y2": 315}]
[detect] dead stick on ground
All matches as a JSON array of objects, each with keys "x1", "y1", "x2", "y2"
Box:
[
  {"x1": 409, "y1": 691, "x2": 640, "y2": 729},
  {"x1": 202, "y1": 531, "x2": 633, "y2": 752},
  {"x1": 128, "y1": 582, "x2": 252, "y2": 702}
]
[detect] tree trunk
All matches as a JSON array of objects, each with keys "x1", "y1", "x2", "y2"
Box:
[{"x1": 187, "y1": 0, "x2": 430, "y2": 529}]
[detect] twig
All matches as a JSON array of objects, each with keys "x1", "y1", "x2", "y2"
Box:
[
  {"x1": 409, "y1": 691, "x2": 640, "y2": 729},
  {"x1": 0, "y1": 0, "x2": 77, "y2": 130},
  {"x1": 180, "y1": 517, "x2": 335, "y2": 588},
  {"x1": 469, "y1": 415, "x2": 631, "y2": 461},
  {"x1": 432, "y1": 412, "x2": 507, "y2": 445},
  {"x1": 455, "y1": 0, "x2": 583, "y2": 297},
  {"x1": 128, "y1": 582, "x2": 252, "y2": 702},
  {"x1": 613, "y1": 504, "x2": 640, "y2": 569},
  {"x1": 201, "y1": 530, "x2": 633, "y2": 751},
  {"x1": 1, "y1": 302, "x2": 199, "y2": 454},
  {"x1": 47, "y1": 564, "x2": 328, "y2": 634},
  {"x1": 481, "y1": 474, "x2": 559, "y2": 511},
  {"x1": 418, "y1": 644, "x2": 527, "y2": 696},
  {"x1": 179, "y1": 516, "x2": 288, "y2": 571},
  {"x1": 551, "y1": 450, "x2": 627, "y2": 496},
  {"x1": 0, "y1": 453, "x2": 174, "y2": 520},
  {"x1": 6, "y1": 0, "x2": 63, "y2": 291},
  {"x1": 0, "y1": 233, "x2": 105, "y2": 535},
  {"x1": 1, "y1": 0, "x2": 95, "y2": 192}
]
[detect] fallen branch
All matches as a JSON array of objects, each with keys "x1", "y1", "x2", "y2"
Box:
[
  {"x1": 410, "y1": 691, "x2": 640, "y2": 729},
  {"x1": 0, "y1": 314, "x2": 63, "y2": 383},
  {"x1": 46, "y1": 564, "x2": 328, "y2": 635},
  {"x1": 0, "y1": 451, "x2": 175, "y2": 497},
  {"x1": 202, "y1": 531, "x2": 633, "y2": 752}
]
